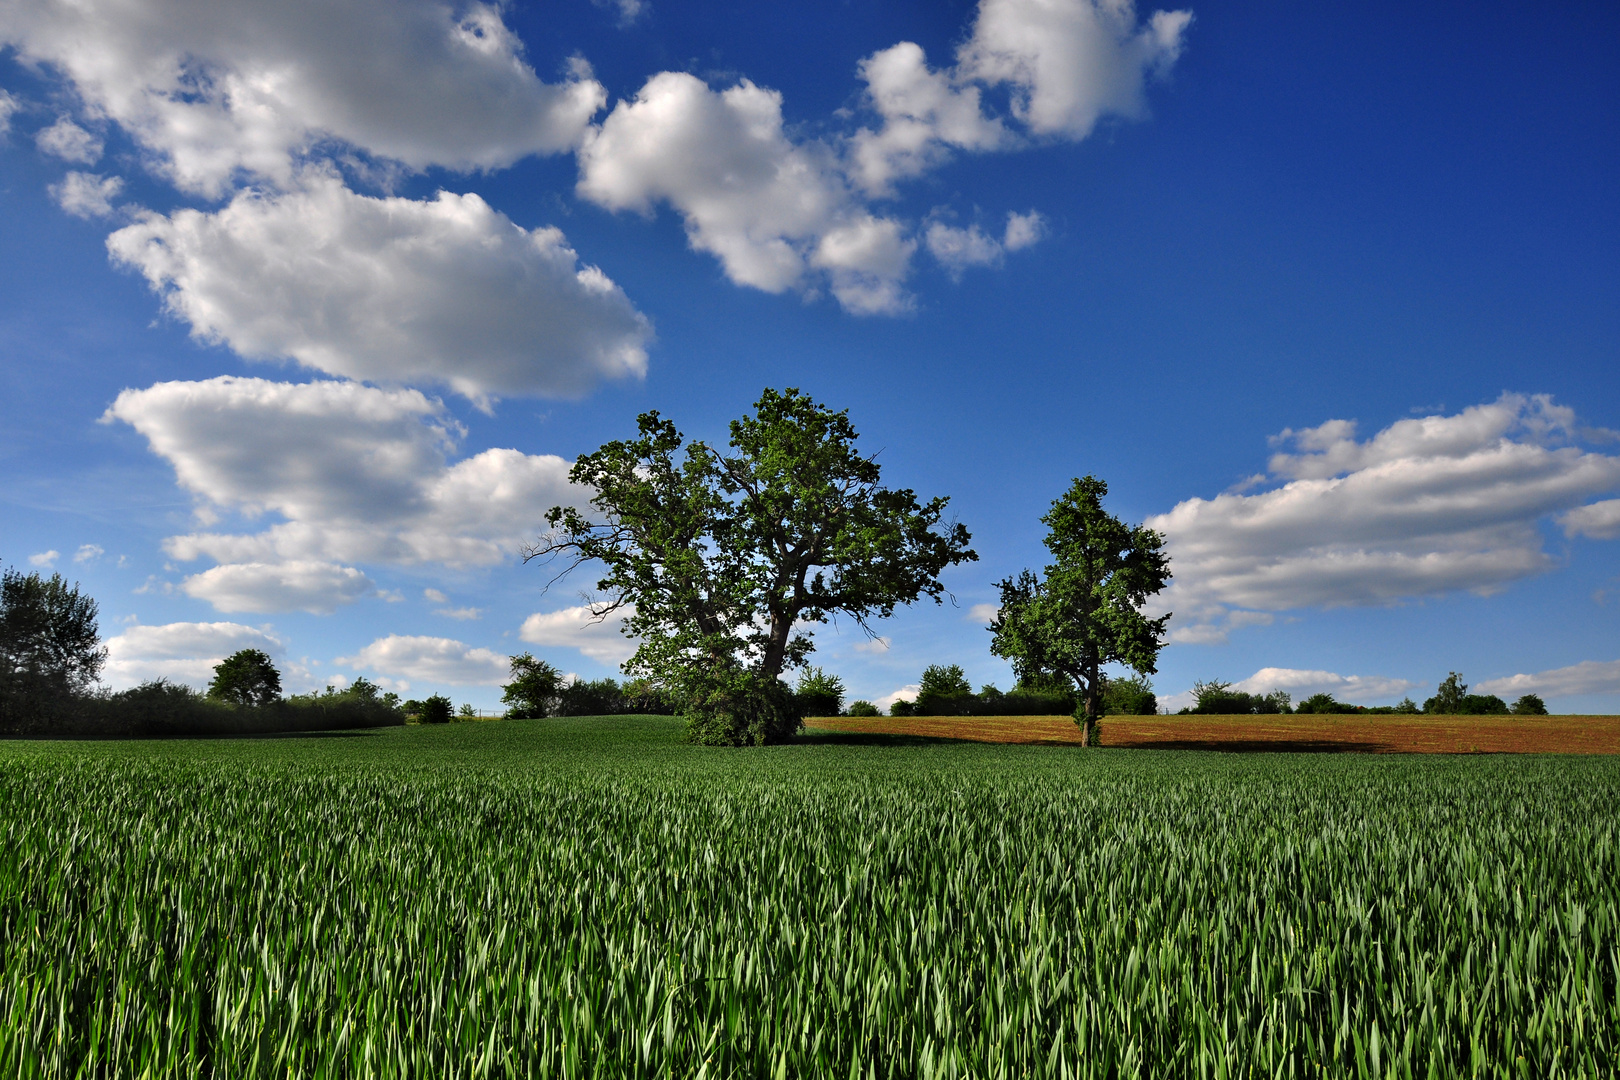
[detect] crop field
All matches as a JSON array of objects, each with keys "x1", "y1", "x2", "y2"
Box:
[
  {"x1": 806, "y1": 714, "x2": 1620, "y2": 754},
  {"x1": 0, "y1": 717, "x2": 1616, "y2": 1077}
]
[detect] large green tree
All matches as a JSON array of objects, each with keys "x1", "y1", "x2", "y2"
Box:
[
  {"x1": 0, "y1": 568, "x2": 105, "y2": 730},
  {"x1": 207, "y1": 648, "x2": 282, "y2": 707},
  {"x1": 529, "y1": 388, "x2": 976, "y2": 745},
  {"x1": 989, "y1": 476, "x2": 1171, "y2": 746}
]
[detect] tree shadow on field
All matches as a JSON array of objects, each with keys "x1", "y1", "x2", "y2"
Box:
[
  {"x1": 795, "y1": 730, "x2": 984, "y2": 748},
  {"x1": 1117, "y1": 738, "x2": 1400, "y2": 754},
  {"x1": 212, "y1": 729, "x2": 387, "y2": 741}
]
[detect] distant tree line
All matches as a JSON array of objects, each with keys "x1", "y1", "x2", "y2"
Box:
[
  {"x1": 1180, "y1": 673, "x2": 1546, "y2": 716},
  {"x1": 0, "y1": 565, "x2": 403, "y2": 736}
]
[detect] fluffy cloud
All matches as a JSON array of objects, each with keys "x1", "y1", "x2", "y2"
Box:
[
  {"x1": 0, "y1": 0, "x2": 604, "y2": 195},
  {"x1": 925, "y1": 211, "x2": 1047, "y2": 276},
  {"x1": 1561, "y1": 499, "x2": 1620, "y2": 540},
  {"x1": 73, "y1": 544, "x2": 104, "y2": 563},
  {"x1": 578, "y1": 72, "x2": 917, "y2": 315},
  {"x1": 1230, "y1": 667, "x2": 1419, "y2": 704},
  {"x1": 1476, "y1": 660, "x2": 1620, "y2": 701},
  {"x1": 50, "y1": 171, "x2": 123, "y2": 218},
  {"x1": 957, "y1": 0, "x2": 1191, "y2": 138},
  {"x1": 0, "y1": 90, "x2": 17, "y2": 136},
  {"x1": 848, "y1": 41, "x2": 1009, "y2": 197},
  {"x1": 180, "y1": 560, "x2": 376, "y2": 614},
  {"x1": 28, "y1": 551, "x2": 58, "y2": 568},
  {"x1": 105, "y1": 377, "x2": 591, "y2": 612},
  {"x1": 339, "y1": 634, "x2": 510, "y2": 686},
  {"x1": 519, "y1": 604, "x2": 636, "y2": 665},
  {"x1": 875, "y1": 684, "x2": 920, "y2": 712},
  {"x1": 103, "y1": 620, "x2": 282, "y2": 688},
  {"x1": 36, "y1": 117, "x2": 101, "y2": 163},
  {"x1": 577, "y1": 0, "x2": 1180, "y2": 313},
  {"x1": 1148, "y1": 395, "x2": 1620, "y2": 642},
  {"x1": 107, "y1": 173, "x2": 651, "y2": 405}
]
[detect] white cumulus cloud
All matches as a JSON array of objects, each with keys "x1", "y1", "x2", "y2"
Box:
[
  {"x1": 577, "y1": 72, "x2": 917, "y2": 315},
  {"x1": 0, "y1": 90, "x2": 18, "y2": 136},
  {"x1": 73, "y1": 544, "x2": 105, "y2": 563},
  {"x1": 50, "y1": 171, "x2": 123, "y2": 219},
  {"x1": 339, "y1": 634, "x2": 510, "y2": 686},
  {"x1": 180, "y1": 560, "x2": 376, "y2": 614},
  {"x1": 0, "y1": 0, "x2": 605, "y2": 196},
  {"x1": 1230, "y1": 667, "x2": 1419, "y2": 705},
  {"x1": 1561, "y1": 499, "x2": 1620, "y2": 540},
  {"x1": 1475, "y1": 660, "x2": 1620, "y2": 702},
  {"x1": 957, "y1": 0, "x2": 1191, "y2": 139},
  {"x1": 519, "y1": 604, "x2": 636, "y2": 665},
  {"x1": 28, "y1": 550, "x2": 59, "y2": 568},
  {"x1": 103, "y1": 620, "x2": 283, "y2": 689},
  {"x1": 1148, "y1": 394, "x2": 1620, "y2": 643},
  {"x1": 107, "y1": 172, "x2": 651, "y2": 405},
  {"x1": 35, "y1": 117, "x2": 101, "y2": 163},
  {"x1": 104, "y1": 377, "x2": 591, "y2": 586},
  {"x1": 875, "y1": 684, "x2": 920, "y2": 712}
]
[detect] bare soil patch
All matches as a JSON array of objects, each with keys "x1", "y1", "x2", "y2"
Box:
[{"x1": 804, "y1": 714, "x2": 1620, "y2": 754}]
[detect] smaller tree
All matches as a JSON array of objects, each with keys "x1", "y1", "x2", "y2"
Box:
[
  {"x1": 420, "y1": 695, "x2": 453, "y2": 724},
  {"x1": 1297, "y1": 692, "x2": 1357, "y2": 715},
  {"x1": 794, "y1": 667, "x2": 845, "y2": 718},
  {"x1": 0, "y1": 568, "x2": 105, "y2": 728},
  {"x1": 1102, "y1": 674, "x2": 1157, "y2": 716},
  {"x1": 1424, "y1": 672, "x2": 1468, "y2": 714},
  {"x1": 207, "y1": 649, "x2": 282, "y2": 707},
  {"x1": 502, "y1": 653, "x2": 563, "y2": 718},
  {"x1": 989, "y1": 477, "x2": 1170, "y2": 746},
  {"x1": 846, "y1": 699, "x2": 881, "y2": 717},
  {"x1": 915, "y1": 664, "x2": 973, "y2": 715},
  {"x1": 1511, "y1": 693, "x2": 1548, "y2": 716},
  {"x1": 457, "y1": 703, "x2": 477, "y2": 720}
]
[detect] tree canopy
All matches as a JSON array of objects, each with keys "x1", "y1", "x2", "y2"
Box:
[
  {"x1": 529, "y1": 388, "x2": 976, "y2": 745},
  {"x1": 207, "y1": 648, "x2": 282, "y2": 707},
  {"x1": 989, "y1": 476, "x2": 1170, "y2": 745},
  {"x1": 502, "y1": 653, "x2": 563, "y2": 719},
  {"x1": 0, "y1": 567, "x2": 105, "y2": 730}
]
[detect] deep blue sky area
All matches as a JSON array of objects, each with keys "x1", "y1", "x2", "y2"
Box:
[{"x1": 1, "y1": 0, "x2": 1616, "y2": 711}]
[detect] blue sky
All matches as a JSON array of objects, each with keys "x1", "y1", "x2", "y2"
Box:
[{"x1": 1, "y1": 0, "x2": 1616, "y2": 712}]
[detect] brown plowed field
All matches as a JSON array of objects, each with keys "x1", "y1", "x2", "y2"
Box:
[{"x1": 804, "y1": 714, "x2": 1620, "y2": 753}]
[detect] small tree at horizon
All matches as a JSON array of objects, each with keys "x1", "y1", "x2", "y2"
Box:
[
  {"x1": 206, "y1": 648, "x2": 282, "y2": 707},
  {"x1": 528, "y1": 388, "x2": 976, "y2": 746},
  {"x1": 989, "y1": 477, "x2": 1171, "y2": 746},
  {"x1": 502, "y1": 653, "x2": 564, "y2": 718}
]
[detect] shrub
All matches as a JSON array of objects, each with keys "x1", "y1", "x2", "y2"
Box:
[
  {"x1": 794, "y1": 667, "x2": 845, "y2": 719},
  {"x1": 1297, "y1": 693, "x2": 1357, "y2": 715},
  {"x1": 419, "y1": 695, "x2": 453, "y2": 725},
  {"x1": 846, "y1": 700, "x2": 880, "y2": 717},
  {"x1": 681, "y1": 670, "x2": 799, "y2": 746},
  {"x1": 1102, "y1": 674, "x2": 1157, "y2": 716},
  {"x1": 914, "y1": 665, "x2": 973, "y2": 716},
  {"x1": 1512, "y1": 694, "x2": 1548, "y2": 716},
  {"x1": 889, "y1": 699, "x2": 915, "y2": 717}
]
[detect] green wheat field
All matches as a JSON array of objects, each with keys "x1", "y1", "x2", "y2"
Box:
[{"x1": 0, "y1": 716, "x2": 1615, "y2": 1077}]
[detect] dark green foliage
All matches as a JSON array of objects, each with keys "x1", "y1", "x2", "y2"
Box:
[
  {"x1": 0, "y1": 568, "x2": 105, "y2": 732},
  {"x1": 1, "y1": 717, "x2": 1617, "y2": 1074},
  {"x1": 531, "y1": 387, "x2": 975, "y2": 745},
  {"x1": 1513, "y1": 693, "x2": 1549, "y2": 716},
  {"x1": 402, "y1": 699, "x2": 424, "y2": 718},
  {"x1": 793, "y1": 666, "x2": 844, "y2": 718},
  {"x1": 1393, "y1": 696, "x2": 1421, "y2": 714},
  {"x1": 1186, "y1": 680, "x2": 1292, "y2": 715},
  {"x1": 989, "y1": 477, "x2": 1171, "y2": 745},
  {"x1": 70, "y1": 679, "x2": 402, "y2": 737},
  {"x1": 1423, "y1": 673, "x2": 1510, "y2": 714},
  {"x1": 889, "y1": 698, "x2": 914, "y2": 717},
  {"x1": 207, "y1": 649, "x2": 282, "y2": 707},
  {"x1": 1296, "y1": 692, "x2": 1358, "y2": 715},
  {"x1": 1102, "y1": 673, "x2": 1157, "y2": 716},
  {"x1": 419, "y1": 695, "x2": 453, "y2": 725},
  {"x1": 501, "y1": 653, "x2": 562, "y2": 718},
  {"x1": 555, "y1": 677, "x2": 623, "y2": 717},
  {"x1": 845, "y1": 700, "x2": 881, "y2": 717},
  {"x1": 914, "y1": 663, "x2": 973, "y2": 715}
]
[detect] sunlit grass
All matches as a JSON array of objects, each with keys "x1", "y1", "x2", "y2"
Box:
[{"x1": 0, "y1": 717, "x2": 1614, "y2": 1076}]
